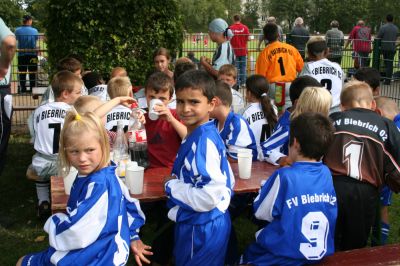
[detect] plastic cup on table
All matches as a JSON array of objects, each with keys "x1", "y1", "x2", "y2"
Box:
[
  {"x1": 63, "y1": 166, "x2": 78, "y2": 195},
  {"x1": 148, "y1": 98, "x2": 163, "y2": 120},
  {"x1": 125, "y1": 161, "x2": 145, "y2": 194},
  {"x1": 237, "y1": 149, "x2": 253, "y2": 179}
]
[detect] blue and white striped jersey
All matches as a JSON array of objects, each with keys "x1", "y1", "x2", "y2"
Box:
[
  {"x1": 260, "y1": 109, "x2": 291, "y2": 164},
  {"x1": 23, "y1": 164, "x2": 145, "y2": 265},
  {"x1": 242, "y1": 162, "x2": 337, "y2": 265},
  {"x1": 214, "y1": 111, "x2": 257, "y2": 160},
  {"x1": 165, "y1": 121, "x2": 234, "y2": 225}
]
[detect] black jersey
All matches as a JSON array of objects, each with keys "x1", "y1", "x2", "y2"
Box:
[{"x1": 324, "y1": 108, "x2": 400, "y2": 191}]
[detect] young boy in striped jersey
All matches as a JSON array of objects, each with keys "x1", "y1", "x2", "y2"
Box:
[
  {"x1": 211, "y1": 80, "x2": 257, "y2": 160},
  {"x1": 165, "y1": 70, "x2": 234, "y2": 266}
]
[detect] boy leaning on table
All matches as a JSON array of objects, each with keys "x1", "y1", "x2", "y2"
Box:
[{"x1": 241, "y1": 112, "x2": 337, "y2": 266}]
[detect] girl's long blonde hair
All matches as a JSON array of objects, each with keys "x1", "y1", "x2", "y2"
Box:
[{"x1": 58, "y1": 110, "x2": 110, "y2": 176}]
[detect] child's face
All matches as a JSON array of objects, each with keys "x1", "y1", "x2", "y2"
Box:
[
  {"x1": 176, "y1": 88, "x2": 215, "y2": 133},
  {"x1": 154, "y1": 55, "x2": 169, "y2": 72},
  {"x1": 64, "y1": 84, "x2": 82, "y2": 105},
  {"x1": 73, "y1": 69, "x2": 82, "y2": 78},
  {"x1": 218, "y1": 74, "x2": 236, "y2": 88},
  {"x1": 65, "y1": 131, "x2": 103, "y2": 176},
  {"x1": 145, "y1": 88, "x2": 171, "y2": 107}
]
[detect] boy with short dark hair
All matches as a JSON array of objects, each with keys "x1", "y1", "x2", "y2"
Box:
[
  {"x1": 211, "y1": 80, "x2": 257, "y2": 160},
  {"x1": 31, "y1": 70, "x2": 82, "y2": 218},
  {"x1": 82, "y1": 71, "x2": 108, "y2": 102},
  {"x1": 144, "y1": 71, "x2": 186, "y2": 168},
  {"x1": 353, "y1": 67, "x2": 381, "y2": 96},
  {"x1": 241, "y1": 112, "x2": 337, "y2": 265},
  {"x1": 165, "y1": 70, "x2": 234, "y2": 266},
  {"x1": 324, "y1": 80, "x2": 400, "y2": 251}
]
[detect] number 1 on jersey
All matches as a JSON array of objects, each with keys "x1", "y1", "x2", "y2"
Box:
[
  {"x1": 278, "y1": 57, "x2": 286, "y2": 76},
  {"x1": 343, "y1": 140, "x2": 364, "y2": 180}
]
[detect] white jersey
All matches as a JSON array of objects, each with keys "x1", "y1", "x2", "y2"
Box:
[
  {"x1": 105, "y1": 105, "x2": 131, "y2": 132},
  {"x1": 300, "y1": 58, "x2": 344, "y2": 111},
  {"x1": 33, "y1": 102, "x2": 71, "y2": 155},
  {"x1": 231, "y1": 88, "x2": 244, "y2": 112},
  {"x1": 241, "y1": 102, "x2": 277, "y2": 159},
  {"x1": 88, "y1": 84, "x2": 109, "y2": 102}
]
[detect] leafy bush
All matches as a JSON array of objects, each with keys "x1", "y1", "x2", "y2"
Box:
[{"x1": 45, "y1": 0, "x2": 183, "y2": 84}]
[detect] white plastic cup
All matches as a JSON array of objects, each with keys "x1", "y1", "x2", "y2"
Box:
[
  {"x1": 125, "y1": 161, "x2": 145, "y2": 194},
  {"x1": 148, "y1": 99, "x2": 163, "y2": 120},
  {"x1": 237, "y1": 153, "x2": 252, "y2": 179},
  {"x1": 63, "y1": 167, "x2": 78, "y2": 195},
  {"x1": 237, "y1": 148, "x2": 253, "y2": 155}
]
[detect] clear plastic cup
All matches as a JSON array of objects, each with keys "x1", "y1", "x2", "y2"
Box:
[{"x1": 237, "y1": 153, "x2": 252, "y2": 179}]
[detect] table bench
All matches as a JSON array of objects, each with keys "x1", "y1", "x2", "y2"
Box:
[
  {"x1": 51, "y1": 161, "x2": 277, "y2": 214},
  {"x1": 317, "y1": 244, "x2": 400, "y2": 265}
]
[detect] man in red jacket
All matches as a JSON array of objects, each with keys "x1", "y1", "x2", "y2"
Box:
[{"x1": 230, "y1": 14, "x2": 250, "y2": 87}]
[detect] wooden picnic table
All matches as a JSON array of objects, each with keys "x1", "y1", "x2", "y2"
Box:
[
  {"x1": 51, "y1": 161, "x2": 277, "y2": 214},
  {"x1": 317, "y1": 244, "x2": 400, "y2": 265}
]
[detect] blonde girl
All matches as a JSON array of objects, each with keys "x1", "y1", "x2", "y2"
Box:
[{"x1": 17, "y1": 111, "x2": 152, "y2": 266}]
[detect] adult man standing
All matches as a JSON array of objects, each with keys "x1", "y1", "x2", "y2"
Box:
[
  {"x1": 325, "y1": 20, "x2": 344, "y2": 65},
  {"x1": 377, "y1": 14, "x2": 399, "y2": 85},
  {"x1": 230, "y1": 14, "x2": 249, "y2": 87},
  {"x1": 15, "y1": 15, "x2": 38, "y2": 93},
  {"x1": 0, "y1": 17, "x2": 17, "y2": 175},
  {"x1": 289, "y1": 17, "x2": 310, "y2": 60},
  {"x1": 256, "y1": 23, "x2": 303, "y2": 111},
  {"x1": 345, "y1": 20, "x2": 371, "y2": 69}
]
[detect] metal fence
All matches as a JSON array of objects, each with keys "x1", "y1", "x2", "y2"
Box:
[{"x1": 11, "y1": 33, "x2": 400, "y2": 130}]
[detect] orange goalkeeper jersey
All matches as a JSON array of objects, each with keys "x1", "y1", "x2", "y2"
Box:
[{"x1": 255, "y1": 41, "x2": 304, "y2": 83}]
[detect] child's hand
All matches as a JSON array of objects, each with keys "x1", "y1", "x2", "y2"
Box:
[
  {"x1": 200, "y1": 56, "x2": 211, "y2": 65},
  {"x1": 278, "y1": 156, "x2": 292, "y2": 167},
  {"x1": 136, "y1": 110, "x2": 146, "y2": 125},
  {"x1": 130, "y1": 239, "x2": 152, "y2": 266},
  {"x1": 153, "y1": 104, "x2": 173, "y2": 122},
  {"x1": 117, "y1": 96, "x2": 137, "y2": 107}
]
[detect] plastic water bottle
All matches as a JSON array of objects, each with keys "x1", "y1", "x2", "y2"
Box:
[
  {"x1": 128, "y1": 103, "x2": 149, "y2": 169},
  {"x1": 113, "y1": 120, "x2": 129, "y2": 177}
]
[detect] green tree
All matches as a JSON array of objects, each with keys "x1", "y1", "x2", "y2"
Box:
[
  {"x1": 0, "y1": 0, "x2": 24, "y2": 29},
  {"x1": 178, "y1": 0, "x2": 226, "y2": 32},
  {"x1": 25, "y1": 0, "x2": 49, "y2": 32},
  {"x1": 242, "y1": 0, "x2": 259, "y2": 28},
  {"x1": 45, "y1": 0, "x2": 183, "y2": 84}
]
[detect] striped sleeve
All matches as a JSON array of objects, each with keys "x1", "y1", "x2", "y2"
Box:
[
  {"x1": 44, "y1": 181, "x2": 108, "y2": 251},
  {"x1": 165, "y1": 138, "x2": 230, "y2": 212},
  {"x1": 226, "y1": 118, "x2": 256, "y2": 159},
  {"x1": 260, "y1": 124, "x2": 289, "y2": 164},
  {"x1": 253, "y1": 171, "x2": 281, "y2": 222}
]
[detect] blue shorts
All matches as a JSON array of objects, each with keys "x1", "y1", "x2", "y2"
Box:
[
  {"x1": 380, "y1": 185, "x2": 392, "y2": 206},
  {"x1": 174, "y1": 212, "x2": 231, "y2": 266},
  {"x1": 22, "y1": 251, "x2": 51, "y2": 266}
]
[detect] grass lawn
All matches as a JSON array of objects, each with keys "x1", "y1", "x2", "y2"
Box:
[{"x1": 1, "y1": 134, "x2": 399, "y2": 265}]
